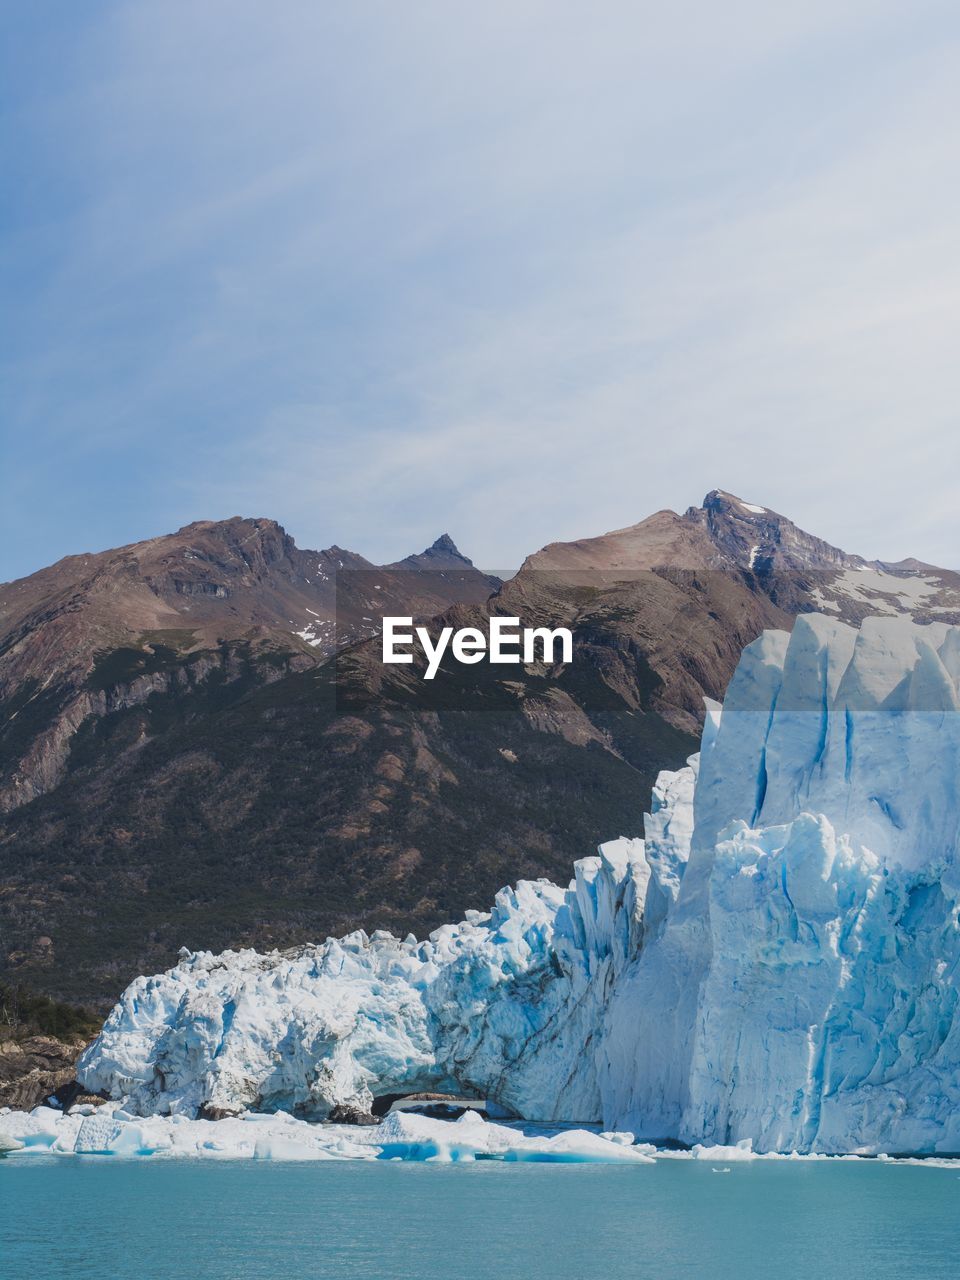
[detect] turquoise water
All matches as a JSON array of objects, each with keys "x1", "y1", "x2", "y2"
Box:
[{"x1": 2, "y1": 1156, "x2": 958, "y2": 1279}]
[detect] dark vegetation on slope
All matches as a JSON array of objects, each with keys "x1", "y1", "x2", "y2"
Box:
[
  {"x1": 0, "y1": 981, "x2": 99, "y2": 1040},
  {"x1": 0, "y1": 629, "x2": 695, "y2": 1005}
]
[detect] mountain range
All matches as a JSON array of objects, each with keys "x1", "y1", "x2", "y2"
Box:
[{"x1": 2, "y1": 490, "x2": 958, "y2": 1005}]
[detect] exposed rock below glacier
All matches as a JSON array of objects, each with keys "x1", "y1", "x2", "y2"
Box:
[{"x1": 0, "y1": 1033, "x2": 90, "y2": 1112}]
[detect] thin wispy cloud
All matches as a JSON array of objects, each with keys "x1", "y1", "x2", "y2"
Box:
[{"x1": 2, "y1": 1, "x2": 959, "y2": 579}]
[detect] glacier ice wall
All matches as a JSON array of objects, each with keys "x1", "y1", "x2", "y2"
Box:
[
  {"x1": 604, "y1": 613, "x2": 960, "y2": 1153},
  {"x1": 80, "y1": 613, "x2": 960, "y2": 1152}
]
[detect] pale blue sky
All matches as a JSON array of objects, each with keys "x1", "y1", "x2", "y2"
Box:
[{"x1": 3, "y1": 1, "x2": 959, "y2": 581}]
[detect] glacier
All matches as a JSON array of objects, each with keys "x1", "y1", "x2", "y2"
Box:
[
  {"x1": 75, "y1": 825, "x2": 685, "y2": 1125},
  {"x1": 74, "y1": 612, "x2": 960, "y2": 1154}
]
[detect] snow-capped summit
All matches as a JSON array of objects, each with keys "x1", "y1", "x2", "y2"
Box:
[{"x1": 696, "y1": 488, "x2": 859, "y2": 573}]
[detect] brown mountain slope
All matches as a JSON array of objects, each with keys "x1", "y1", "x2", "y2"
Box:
[
  {"x1": 504, "y1": 489, "x2": 960, "y2": 732},
  {"x1": 0, "y1": 521, "x2": 497, "y2": 811},
  {"x1": 1, "y1": 491, "x2": 957, "y2": 1006}
]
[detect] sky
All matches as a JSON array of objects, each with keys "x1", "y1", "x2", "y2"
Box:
[{"x1": 2, "y1": 1, "x2": 960, "y2": 581}]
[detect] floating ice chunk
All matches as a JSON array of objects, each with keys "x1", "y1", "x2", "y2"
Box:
[
  {"x1": 74, "y1": 1113, "x2": 172, "y2": 1157},
  {"x1": 534, "y1": 1130, "x2": 653, "y2": 1164},
  {"x1": 0, "y1": 1107, "x2": 81, "y2": 1154},
  {"x1": 372, "y1": 1111, "x2": 653, "y2": 1164},
  {"x1": 692, "y1": 1140, "x2": 755, "y2": 1162}
]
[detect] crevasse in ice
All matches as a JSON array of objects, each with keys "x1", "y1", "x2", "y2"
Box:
[{"x1": 78, "y1": 613, "x2": 960, "y2": 1153}]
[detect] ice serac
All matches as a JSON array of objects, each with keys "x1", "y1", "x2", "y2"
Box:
[
  {"x1": 79, "y1": 612, "x2": 960, "y2": 1154},
  {"x1": 606, "y1": 612, "x2": 960, "y2": 1153}
]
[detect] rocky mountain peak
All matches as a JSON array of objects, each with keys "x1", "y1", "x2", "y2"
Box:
[
  {"x1": 429, "y1": 533, "x2": 465, "y2": 559},
  {"x1": 174, "y1": 515, "x2": 284, "y2": 537},
  {"x1": 387, "y1": 536, "x2": 501, "y2": 592},
  {"x1": 688, "y1": 489, "x2": 858, "y2": 574},
  {"x1": 0, "y1": 517, "x2": 497, "y2": 814},
  {"x1": 389, "y1": 533, "x2": 473, "y2": 570}
]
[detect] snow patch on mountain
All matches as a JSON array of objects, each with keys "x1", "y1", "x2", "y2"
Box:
[{"x1": 811, "y1": 567, "x2": 949, "y2": 618}]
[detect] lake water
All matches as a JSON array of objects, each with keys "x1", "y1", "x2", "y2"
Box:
[{"x1": 2, "y1": 1155, "x2": 958, "y2": 1279}]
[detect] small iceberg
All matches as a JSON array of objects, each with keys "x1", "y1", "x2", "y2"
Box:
[
  {"x1": 372, "y1": 1110, "x2": 654, "y2": 1164},
  {"x1": 692, "y1": 1140, "x2": 755, "y2": 1162}
]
